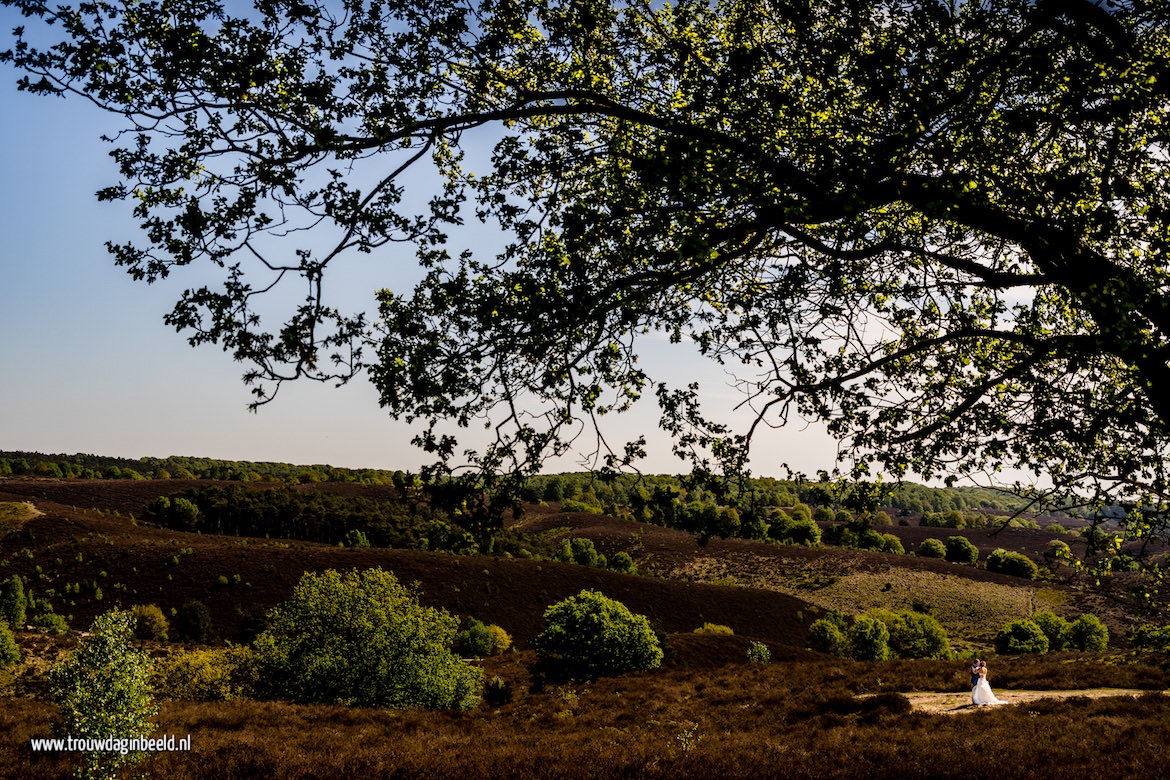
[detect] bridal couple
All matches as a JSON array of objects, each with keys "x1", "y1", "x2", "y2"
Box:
[{"x1": 969, "y1": 659, "x2": 1006, "y2": 706}]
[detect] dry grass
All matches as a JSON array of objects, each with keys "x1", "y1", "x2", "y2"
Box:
[{"x1": 3, "y1": 648, "x2": 1169, "y2": 779}]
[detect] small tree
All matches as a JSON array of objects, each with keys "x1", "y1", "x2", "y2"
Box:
[
  {"x1": 0, "y1": 575, "x2": 26, "y2": 629},
  {"x1": 0, "y1": 620, "x2": 19, "y2": 669},
  {"x1": 918, "y1": 538, "x2": 946, "y2": 558},
  {"x1": 986, "y1": 549, "x2": 1039, "y2": 579},
  {"x1": 879, "y1": 610, "x2": 951, "y2": 660},
  {"x1": 995, "y1": 619, "x2": 1050, "y2": 655},
  {"x1": 848, "y1": 616, "x2": 892, "y2": 661},
  {"x1": 945, "y1": 536, "x2": 979, "y2": 565},
  {"x1": 808, "y1": 612, "x2": 849, "y2": 657},
  {"x1": 1068, "y1": 614, "x2": 1110, "y2": 652},
  {"x1": 49, "y1": 610, "x2": 157, "y2": 780},
  {"x1": 254, "y1": 567, "x2": 480, "y2": 710},
  {"x1": 533, "y1": 590, "x2": 663, "y2": 678},
  {"x1": 1030, "y1": 611, "x2": 1071, "y2": 652},
  {"x1": 131, "y1": 604, "x2": 169, "y2": 642}
]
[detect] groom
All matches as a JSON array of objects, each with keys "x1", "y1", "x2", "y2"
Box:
[{"x1": 970, "y1": 658, "x2": 981, "y2": 689}]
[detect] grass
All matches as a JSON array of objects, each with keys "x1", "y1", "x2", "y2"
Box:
[
  {"x1": 0, "y1": 502, "x2": 41, "y2": 539},
  {"x1": 3, "y1": 649, "x2": 1169, "y2": 779}
]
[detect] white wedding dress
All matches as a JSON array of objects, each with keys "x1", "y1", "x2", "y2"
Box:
[{"x1": 971, "y1": 674, "x2": 1006, "y2": 706}]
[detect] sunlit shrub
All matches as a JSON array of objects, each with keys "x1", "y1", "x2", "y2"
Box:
[
  {"x1": 0, "y1": 620, "x2": 19, "y2": 669},
  {"x1": 1030, "y1": 611, "x2": 1070, "y2": 651},
  {"x1": 746, "y1": 641, "x2": 771, "y2": 664},
  {"x1": 131, "y1": 604, "x2": 169, "y2": 642},
  {"x1": 609, "y1": 550, "x2": 637, "y2": 574},
  {"x1": 848, "y1": 616, "x2": 892, "y2": 661},
  {"x1": 152, "y1": 646, "x2": 256, "y2": 701},
  {"x1": 1068, "y1": 614, "x2": 1109, "y2": 652},
  {"x1": 254, "y1": 568, "x2": 481, "y2": 710},
  {"x1": 808, "y1": 612, "x2": 849, "y2": 657},
  {"x1": 865, "y1": 609, "x2": 951, "y2": 660},
  {"x1": 487, "y1": 624, "x2": 512, "y2": 655},
  {"x1": 986, "y1": 548, "x2": 1039, "y2": 579},
  {"x1": 918, "y1": 538, "x2": 946, "y2": 558},
  {"x1": 694, "y1": 623, "x2": 734, "y2": 635},
  {"x1": 945, "y1": 535, "x2": 979, "y2": 564},
  {"x1": 533, "y1": 590, "x2": 662, "y2": 678},
  {"x1": 995, "y1": 619, "x2": 1049, "y2": 654}
]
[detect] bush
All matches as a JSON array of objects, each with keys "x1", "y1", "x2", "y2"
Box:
[
  {"x1": 0, "y1": 575, "x2": 26, "y2": 629},
  {"x1": 878, "y1": 533, "x2": 905, "y2": 555},
  {"x1": 746, "y1": 641, "x2": 771, "y2": 664},
  {"x1": 918, "y1": 538, "x2": 946, "y2": 558},
  {"x1": 869, "y1": 610, "x2": 951, "y2": 660},
  {"x1": 1030, "y1": 611, "x2": 1070, "y2": 651},
  {"x1": 0, "y1": 620, "x2": 19, "y2": 669},
  {"x1": 131, "y1": 604, "x2": 169, "y2": 642},
  {"x1": 341, "y1": 529, "x2": 371, "y2": 548},
  {"x1": 945, "y1": 535, "x2": 979, "y2": 564},
  {"x1": 995, "y1": 619, "x2": 1050, "y2": 654},
  {"x1": 986, "y1": 548, "x2": 1039, "y2": 579},
  {"x1": 152, "y1": 646, "x2": 255, "y2": 701},
  {"x1": 487, "y1": 624, "x2": 512, "y2": 655},
  {"x1": 1045, "y1": 539, "x2": 1072, "y2": 562},
  {"x1": 848, "y1": 616, "x2": 892, "y2": 661},
  {"x1": 1131, "y1": 624, "x2": 1170, "y2": 651},
  {"x1": 694, "y1": 623, "x2": 734, "y2": 635},
  {"x1": 554, "y1": 537, "x2": 606, "y2": 568},
  {"x1": 533, "y1": 590, "x2": 663, "y2": 678},
  {"x1": 609, "y1": 550, "x2": 637, "y2": 574},
  {"x1": 31, "y1": 612, "x2": 68, "y2": 636},
  {"x1": 176, "y1": 600, "x2": 213, "y2": 643},
  {"x1": 254, "y1": 568, "x2": 481, "y2": 710},
  {"x1": 455, "y1": 618, "x2": 493, "y2": 656},
  {"x1": 49, "y1": 610, "x2": 157, "y2": 779},
  {"x1": 1068, "y1": 614, "x2": 1109, "y2": 652},
  {"x1": 769, "y1": 510, "x2": 821, "y2": 546},
  {"x1": 808, "y1": 613, "x2": 849, "y2": 657}
]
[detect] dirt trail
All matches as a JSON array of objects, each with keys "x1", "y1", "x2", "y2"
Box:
[{"x1": 900, "y1": 688, "x2": 1164, "y2": 715}]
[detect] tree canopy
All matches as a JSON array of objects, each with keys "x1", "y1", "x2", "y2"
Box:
[{"x1": 4, "y1": 0, "x2": 1170, "y2": 538}]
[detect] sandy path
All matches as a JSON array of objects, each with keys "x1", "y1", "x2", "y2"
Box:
[{"x1": 898, "y1": 688, "x2": 1163, "y2": 715}]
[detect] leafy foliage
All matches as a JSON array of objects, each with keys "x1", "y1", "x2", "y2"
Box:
[
  {"x1": 533, "y1": 590, "x2": 663, "y2": 679},
  {"x1": 746, "y1": 641, "x2": 771, "y2": 665},
  {"x1": 985, "y1": 548, "x2": 1040, "y2": 579},
  {"x1": 49, "y1": 610, "x2": 157, "y2": 780},
  {"x1": 1068, "y1": 614, "x2": 1110, "y2": 652},
  {"x1": 176, "y1": 600, "x2": 213, "y2": 643},
  {"x1": 0, "y1": 620, "x2": 19, "y2": 670},
  {"x1": 944, "y1": 536, "x2": 979, "y2": 565},
  {"x1": 152, "y1": 646, "x2": 257, "y2": 702},
  {"x1": 253, "y1": 568, "x2": 481, "y2": 710},
  {"x1": 131, "y1": 604, "x2": 169, "y2": 642},
  {"x1": 847, "y1": 616, "x2": 892, "y2": 662},
  {"x1": 917, "y1": 538, "x2": 946, "y2": 559},
  {"x1": 995, "y1": 619, "x2": 1050, "y2": 655},
  {"x1": 8, "y1": 0, "x2": 1170, "y2": 559},
  {"x1": 0, "y1": 575, "x2": 26, "y2": 629}
]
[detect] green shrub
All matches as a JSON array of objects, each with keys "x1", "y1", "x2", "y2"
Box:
[
  {"x1": 254, "y1": 568, "x2": 481, "y2": 710},
  {"x1": 808, "y1": 613, "x2": 849, "y2": 657},
  {"x1": 746, "y1": 641, "x2": 771, "y2": 664},
  {"x1": 1045, "y1": 539, "x2": 1072, "y2": 562},
  {"x1": 1030, "y1": 611, "x2": 1070, "y2": 651},
  {"x1": 131, "y1": 604, "x2": 169, "y2": 642},
  {"x1": 49, "y1": 610, "x2": 157, "y2": 780},
  {"x1": 340, "y1": 529, "x2": 371, "y2": 548},
  {"x1": 1131, "y1": 624, "x2": 1170, "y2": 651},
  {"x1": 693, "y1": 623, "x2": 734, "y2": 635},
  {"x1": 869, "y1": 609, "x2": 951, "y2": 660},
  {"x1": 0, "y1": 620, "x2": 19, "y2": 669},
  {"x1": 560, "y1": 498, "x2": 603, "y2": 514},
  {"x1": 554, "y1": 537, "x2": 606, "y2": 568},
  {"x1": 945, "y1": 535, "x2": 979, "y2": 564},
  {"x1": 0, "y1": 575, "x2": 27, "y2": 629},
  {"x1": 995, "y1": 619, "x2": 1050, "y2": 654},
  {"x1": 918, "y1": 538, "x2": 946, "y2": 558},
  {"x1": 176, "y1": 600, "x2": 213, "y2": 643},
  {"x1": 609, "y1": 550, "x2": 637, "y2": 574},
  {"x1": 455, "y1": 618, "x2": 493, "y2": 656},
  {"x1": 878, "y1": 533, "x2": 905, "y2": 555},
  {"x1": 31, "y1": 612, "x2": 68, "y2": 636},
  {"x1": 986, "y1": 548, "x2": 1039, "y2": 579},
  {"x1": 769, "y1": 510, "x2": 821, "y2": 546},
  {"x1": 848, "y1": 616, "x2": 892, "y2": 661},
  {"x1": 533, "y1": 590, "x2": 663, "y2": 678},
  {"x1": 152, "y1": 646, "x2": 255, "y2": 701},
  {"x1": 487, "y1": 624, "x2": 512, "y2": 655},
  {"x1": 1068, "y1": 614, "x2": 1109, "y2": 652}
]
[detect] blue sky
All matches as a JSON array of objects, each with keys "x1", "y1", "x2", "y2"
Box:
[{"x1": 0, "y1": 20, "x2": 842, "y2": 476}]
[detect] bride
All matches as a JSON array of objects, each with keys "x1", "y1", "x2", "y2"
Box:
[{"x1": 971, "y1": 660, "x2": 1006, "y2": 706}]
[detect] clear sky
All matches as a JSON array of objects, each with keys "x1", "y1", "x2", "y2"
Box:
[{"x1": 0, "y1": 21, "x2": 844, "y2": 476}]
